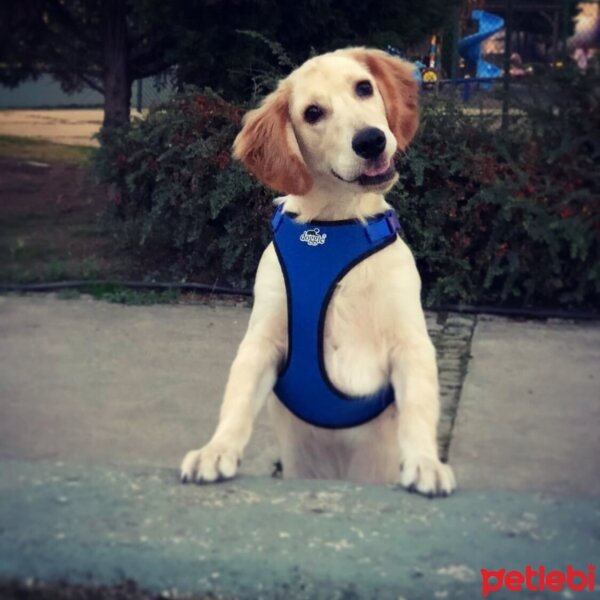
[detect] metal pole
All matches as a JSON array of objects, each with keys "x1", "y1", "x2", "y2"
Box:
[
  {"x1": 501, "y1": 0, "x2": 514, "y2": 131},
  {"x1": 450, "y1": 6, "x2": 460, "y2": 80},
  {"x1": 136, "y1": 79, "x2": 142, "y2": 113}
]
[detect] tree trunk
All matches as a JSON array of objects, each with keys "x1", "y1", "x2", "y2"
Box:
[{"x1": 102, "y1": 0, "x2": 130, "y2": 129}]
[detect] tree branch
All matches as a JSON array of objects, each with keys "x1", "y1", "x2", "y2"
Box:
[
  {"x1": 130, "y1": 57, "x2": 173, "y2": 79},
  {"x1": 78, "y1": 73, "x2": 104, "y2": 93},
  {"x1": 129, "y1": 38, "x2": 172, "y2": 67}
]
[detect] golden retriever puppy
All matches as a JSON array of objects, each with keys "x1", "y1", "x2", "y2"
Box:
[{"x1": 181, "y1": 48, "x2": 456, "y2": 496}]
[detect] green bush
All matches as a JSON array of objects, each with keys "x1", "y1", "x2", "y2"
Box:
[
  {"x1": 95, "y1": 70, "x2": 599, "y2": 309},
  {"x1": 390, "y1": 67, "x2": 599, "y2": 309},
  {"x1": 94, "y1": 90, "x2": 273, "y2": 287}
]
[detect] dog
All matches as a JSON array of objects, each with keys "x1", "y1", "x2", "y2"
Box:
[{"x1": 181, "y1": 48, "x2": 456, "y2": 497}]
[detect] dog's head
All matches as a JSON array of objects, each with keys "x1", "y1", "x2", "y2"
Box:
[{"x1": 233, "y1": 48, "x2": 419, "y2": 196}]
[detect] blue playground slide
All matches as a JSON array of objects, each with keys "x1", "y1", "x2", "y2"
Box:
[{"x1": 458, "y1": 10, "x2": 504, "y2": 79}]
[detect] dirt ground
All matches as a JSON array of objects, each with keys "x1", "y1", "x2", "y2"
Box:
[
  {"x1": 0, "y1": 157, "x2": 128, "y2": 282},
  {"x1": 0, "y1": 110, "x2": 103, "y2": 147}
]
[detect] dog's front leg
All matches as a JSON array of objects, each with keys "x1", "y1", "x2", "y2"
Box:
[
  {"x1": 181, "y1": 245, "x2": 286, "y2": 484},
  {"x1": 180, "y1": 331, "x2": 280, "y2": 483},
  {"x1": 391, "y1": 337, "x2": 457, "y2": 497}
]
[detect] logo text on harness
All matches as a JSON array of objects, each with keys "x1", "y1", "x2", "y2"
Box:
[{"x1": 300, "y1": 229, "x2": 327, "y2": 247}]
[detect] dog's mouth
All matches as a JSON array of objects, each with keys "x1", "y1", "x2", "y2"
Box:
[{"x1": 332, "y1": 158, "x2": 396, "y2": 188}]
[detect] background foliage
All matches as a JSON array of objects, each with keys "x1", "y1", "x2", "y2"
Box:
[
  {"x1": 0, "y1": 0, "x2": 458, "y2": 123},
  {"x1": 140, "y1": 0, "x2": 460, "y2": 100},
  {"x1": 391, "y1": 66, "x2": 599, "y2": 308},
  {"x1": 95, "y1": 90, "x2": 273, "y2": 287},
  {"x1": 95, "y1": 66, "x2": 600, "y2": 309}
]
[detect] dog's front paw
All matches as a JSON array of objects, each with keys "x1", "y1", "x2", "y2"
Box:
[
  {"x1": 399, "y1": 455, "x2": 456, "y2": 498},
  {"x1": 180, "y1": 442, "x2": 241, "y2": 484}
]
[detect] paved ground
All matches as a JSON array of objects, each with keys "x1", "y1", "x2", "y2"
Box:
[
  {"x1": 0, "y1": 294, "x2": 598, "y2": 599},
  {"x1": 451, "y1": 316, "x2": 600, "y2": 497}
]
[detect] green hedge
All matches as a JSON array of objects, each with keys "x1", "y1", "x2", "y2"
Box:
[
  {"x1": 95, "y1": 69, "x2": 599, "y2": 309},
  {"x1": 95, "y1": 92, "x2": 273, "y2": 287},
  {"x1": 390, "y1": 67, "x2": 599, "y2": 308}
]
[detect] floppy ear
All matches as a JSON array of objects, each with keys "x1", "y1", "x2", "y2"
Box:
[
  {"x1": 233, "y1": 82, "x2": 313, "y2": 196},
  {"x1": 348, "y1": 49, "x2": 419, "y2": 150}
]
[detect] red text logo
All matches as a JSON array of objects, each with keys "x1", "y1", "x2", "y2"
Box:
[{"x1": 481, "y1": 565, "x2": 596, "y2": 597}]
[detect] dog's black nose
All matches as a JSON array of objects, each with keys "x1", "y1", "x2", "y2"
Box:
[{"x1": 352, "y1": 127, "x2": 386, "y2": 160}]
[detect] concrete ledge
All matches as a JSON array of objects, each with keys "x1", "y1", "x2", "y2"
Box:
[{"x1": 1, "y1": 461, "x2": 598, "y2": 600}]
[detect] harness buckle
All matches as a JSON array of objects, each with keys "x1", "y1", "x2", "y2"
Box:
[
  {"x1": 271, "y1": 205, "x2": 285, "y2": 232},
  {"x1": 364, "y1": 210, "x2": 401, "y2": 244},
  {"x1": 385, "y1": 210, "x2": 401, "y2": 235}
]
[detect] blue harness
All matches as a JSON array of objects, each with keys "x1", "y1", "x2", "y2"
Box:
[{"x1": 271, "y1": 205, "x2": 401, "y2": 429}]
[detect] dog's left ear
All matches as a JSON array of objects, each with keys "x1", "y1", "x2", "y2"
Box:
[{"x1": 348, "y1": 49, "x2": 419, "y2": 150}]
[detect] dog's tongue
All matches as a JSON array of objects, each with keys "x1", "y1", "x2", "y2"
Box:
[{"x1": 363, "y1": 159, "x2": 391, "y2": 177}]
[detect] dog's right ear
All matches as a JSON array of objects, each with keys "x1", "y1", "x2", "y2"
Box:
[{"x1": 233, "y1": 83, "x2": 313, "y2": 196}]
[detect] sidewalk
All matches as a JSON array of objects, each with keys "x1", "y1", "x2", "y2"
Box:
[
  {"x1": 451, "y1": 316, "x2": 600, "y2": 497},
  {"x1": 0, "y1": 294, "x2": 598, "y2": 599}
]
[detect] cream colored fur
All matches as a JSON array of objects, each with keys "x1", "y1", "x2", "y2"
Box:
[{"x1": 181, "y1": 49, "x2": 456, "y2": 496}]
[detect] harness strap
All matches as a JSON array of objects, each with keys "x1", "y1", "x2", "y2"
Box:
[
  {"x1": 271, "y1": 204, "x2": 401, "y2": 429},
  {"x1": 272, "y1": 205, "x2": 400, "y2": 238}
]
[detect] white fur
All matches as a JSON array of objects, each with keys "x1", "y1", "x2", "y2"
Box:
[{"x1": 181, "y1": 49, "x2": 456, "y2": 496}]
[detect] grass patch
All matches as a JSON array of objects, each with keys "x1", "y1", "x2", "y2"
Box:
[
  {"x1": 56, "y1": 288, "x2": 82, "y2": 300},
  {"x1": 0, "y1": 156, "x2": 134, "y2": 284},
  {"x1": 45, "y1": 258, "x2": 69, "y2": 280},
  {"x1": 0, "y1": 258, "x2": 102, "y2": 284},
  {"x1": 82, "y1": 283, "x2": 180, "y2": 305},
  {"x1": 0, "y1": 134, "x2": 96, "y2": 166}
]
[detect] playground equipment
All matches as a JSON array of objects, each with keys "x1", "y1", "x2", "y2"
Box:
[
  {"x1": 458, "y1": 10, "x2": 504, "y2": 79},
  {"x1": 421, "y1": 35, "x2": 440, "y2": 84},
  {"x1": 386, "y1": 13, "x2": 505, "y2": 99}
]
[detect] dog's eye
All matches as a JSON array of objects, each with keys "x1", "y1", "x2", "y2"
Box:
[
  {"x1": 304, "y1": 105, "x2": 324, "y2": 124},
  {"x1": 356, "y1": 80, "x2": 373, "y2": 98}
]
